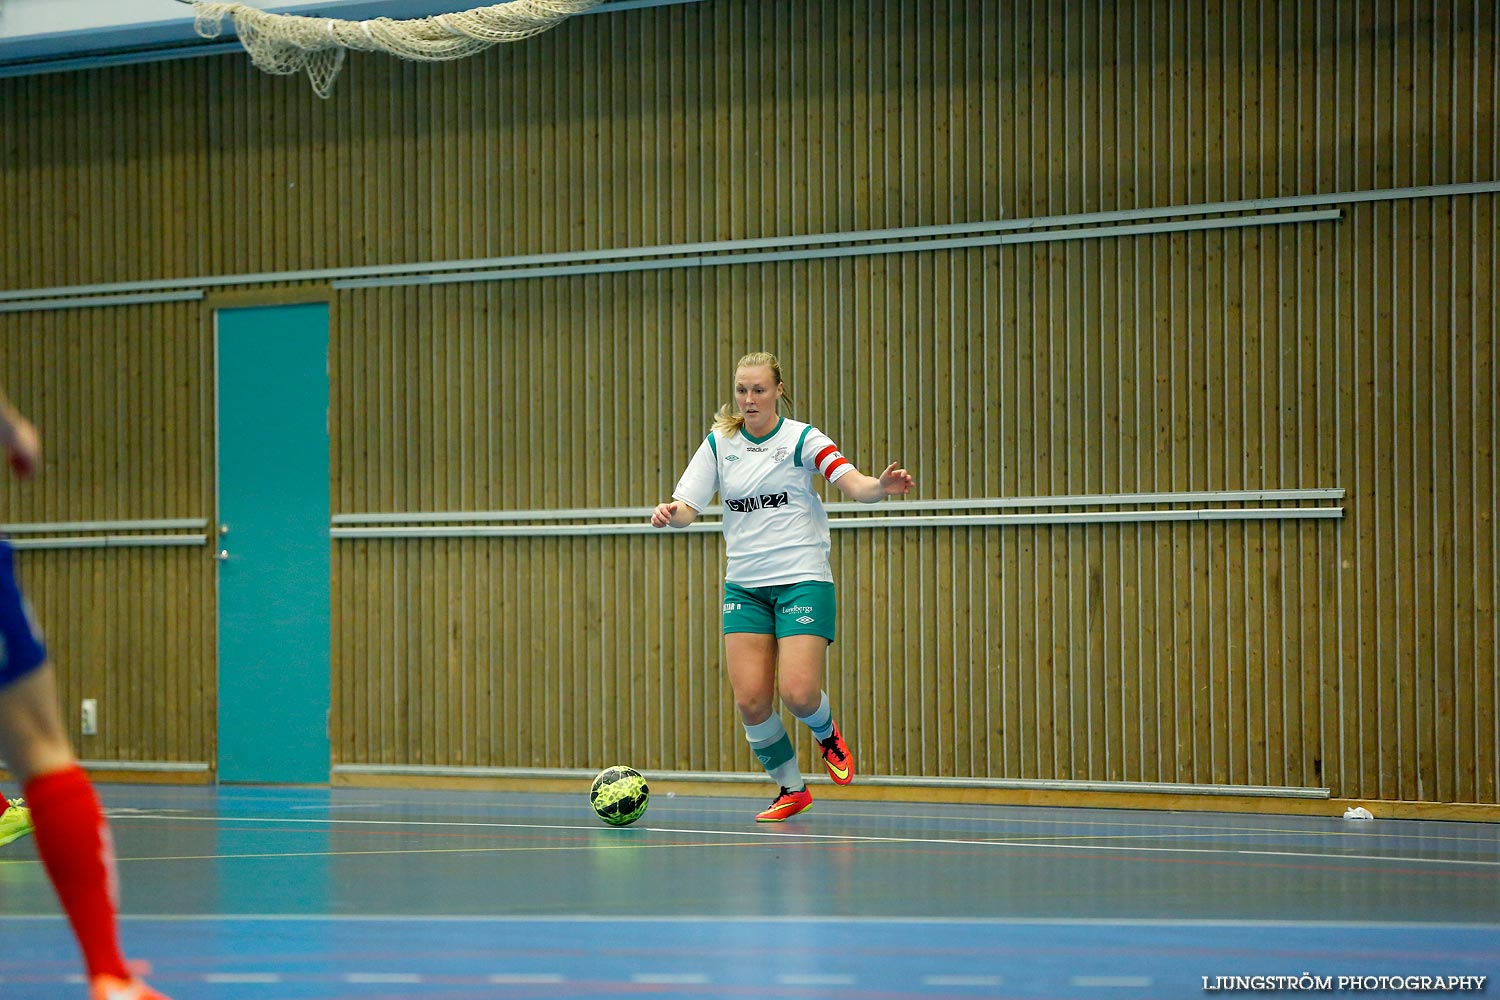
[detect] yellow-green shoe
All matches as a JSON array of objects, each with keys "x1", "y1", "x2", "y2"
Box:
[{"x1": 0, "y1": 799, "x2": 34, "y2": 847}]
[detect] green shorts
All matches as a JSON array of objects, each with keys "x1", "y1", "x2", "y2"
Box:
[{"x1": 722, "y1": 580, "x2": 837, "y2": 643}]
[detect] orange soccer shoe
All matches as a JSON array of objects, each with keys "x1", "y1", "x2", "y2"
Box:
[
  {"x1": 89, "y1": 975, "x2": 172, "y2": 1000},
  {"x1": 818, "y1": 724, "x2": 854, "y2": 785},
  {"x1": 756, "y1": 786, "x2": 813, "y2": 822}
]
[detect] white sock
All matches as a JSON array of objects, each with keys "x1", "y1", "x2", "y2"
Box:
[
  {"x1": 743, "y1": 714, "x2": 805, "y2": 790},
  {"x1": 792, "y1": 690, "x2": 836, "y2": 742}
]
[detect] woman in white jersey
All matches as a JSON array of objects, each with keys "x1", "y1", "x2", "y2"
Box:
[{"x1": 651, "y1": 352, "x2": 913, "y2": 822}]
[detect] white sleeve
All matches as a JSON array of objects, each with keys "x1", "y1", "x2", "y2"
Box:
[
  {"x1": 671, "y1": 435, "x2": 719, "y2": 511},
  {"x1": 800, "y1": 426, "x2": 855, "y2": 484}
]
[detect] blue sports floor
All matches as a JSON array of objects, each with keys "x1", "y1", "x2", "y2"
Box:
[{"x1": 0, "y1": 785, "x2": 1496, "y2": 998}]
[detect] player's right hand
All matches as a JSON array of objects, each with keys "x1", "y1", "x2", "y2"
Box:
[
  {"x1": 5, "y1": 420, "x2": 39, "y2": 479},
  {"x1": 650, "y1": 502, "x2": 679, "y2": 528}
]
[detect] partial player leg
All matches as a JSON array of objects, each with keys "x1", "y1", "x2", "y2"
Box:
[
  {"x1": 0, "y1": 667, "x2": 170, "y2": 999},
  {"x1": 726, "y1": 632, "x2": 812, "y2": 821},
  {"x1": 778, "y1": 635, "x2": 853, "y2": 785},
  {"x1": 790, "y1": 690, "x2": 853, "y2": 786}
]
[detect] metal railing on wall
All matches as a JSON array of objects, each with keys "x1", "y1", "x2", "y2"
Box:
[
  {"x1": 1, "y1": 518, "x2": 210, "y2": 549},
  {"x1": 1, "y1": 519, "x2": 214, "y2": 776},
  {"x1": 0, "y1": 197, "x2": 1366, "y2": 304},
  {"x1": 4, "y1": 182, "x2": 1494, "y2": 314},
  {"x1": 330, "y1": 489, "x2": 1344, "y2": 539},
  {"x1": 330, "y1": 489, "x2": 1343, "y2": 798},
  {"x1": 329, "y1": 762, "x2": 1332, "y2": 799}
]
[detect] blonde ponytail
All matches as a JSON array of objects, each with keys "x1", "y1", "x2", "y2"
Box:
[{"x1": 711, "y1": 402, "x2": 745, "y2": 436}]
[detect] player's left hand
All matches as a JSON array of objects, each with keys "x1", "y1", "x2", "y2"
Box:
[
  {"x1": 879, "y1": 461, "x2": 913, "y2": 496},
  {"x1": 5, "y1": 420, "x2": 39, "y2": 479}
]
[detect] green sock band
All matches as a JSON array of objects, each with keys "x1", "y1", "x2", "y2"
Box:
[{"x1": 753, "y1": 733, "x2": 795, "y2": 770}]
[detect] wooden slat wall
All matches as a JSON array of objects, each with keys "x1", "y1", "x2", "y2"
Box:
[
  {"x1": 2, "y1": 0, "x2": 1496, "y2": 803},
  {"x1": 0, "y1": 305, "x2": 215, "y2": 763}
]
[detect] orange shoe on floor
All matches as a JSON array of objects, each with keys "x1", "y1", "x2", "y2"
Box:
[
  {"x1": 755, "y1": 785, "x2": 813, "y2": 822},
  {"x1": 89, "y1": 975, "x2": 171, "y2": 1000},
  {"x1": 818, "y1": 724, "x2": 854, "y2": 785}
]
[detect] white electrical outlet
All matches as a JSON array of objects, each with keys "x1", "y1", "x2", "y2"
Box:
[{"x1": 80, "y1": 698, "x2": 97, "y2": 736}]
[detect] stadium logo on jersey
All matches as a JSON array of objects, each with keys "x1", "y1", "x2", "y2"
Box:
[
  {"x1": 746, "y1": 446, "x2": 767, "y2": 453},
  {"x1": 772, "y1": 447, "x2": 789, "y2": 463},
  {"x1": 725, "y1": 491, "x2": 790, "y2": 513}
]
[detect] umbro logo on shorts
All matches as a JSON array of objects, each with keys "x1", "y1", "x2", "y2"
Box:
[{"x1": 795, "y1": 615, "x2": 815, "y2": 624}]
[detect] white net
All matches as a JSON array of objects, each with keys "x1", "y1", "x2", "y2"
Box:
[{"x1": 192, "y1": 0, "x2": 603, "y2": 98}]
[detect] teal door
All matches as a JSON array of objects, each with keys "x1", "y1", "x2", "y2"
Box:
[{"x1": 216, "y1": 302, "x2": 331, "y2": 783}]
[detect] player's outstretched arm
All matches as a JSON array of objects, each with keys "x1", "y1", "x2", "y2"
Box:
[
  {"x1": 0, "y1": 390, "x2": 40, "y2": 479},
  {"x1": 833, "y1": 461, "x2": 913, "y2": 504},
  {"x1": 649, "y1": 501, "x2": 699, "y2": 528}
]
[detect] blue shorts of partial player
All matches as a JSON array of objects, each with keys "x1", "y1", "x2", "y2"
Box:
[
  {"x1": 722, "y1": 579, "x2": 836, "y2": 644},
  {"x1": 0, "y1": 540, "x2": 48, "y2": 689}
]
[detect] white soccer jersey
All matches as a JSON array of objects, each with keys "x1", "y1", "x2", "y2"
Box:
[{"x1": 672, "y1": 416, "x2": 856, "y2": 587}]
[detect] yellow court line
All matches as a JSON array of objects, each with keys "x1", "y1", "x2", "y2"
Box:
[
  {"x1": 801, "y1": 806, "x2": 1500, "y2": 846},
  {"x1": 1, "y1": 837, "x2": 827, "y2": 866}
]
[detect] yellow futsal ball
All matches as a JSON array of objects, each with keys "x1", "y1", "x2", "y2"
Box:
[{"x1": 589, "y1": 765, "x2": 649, "y2": 826}]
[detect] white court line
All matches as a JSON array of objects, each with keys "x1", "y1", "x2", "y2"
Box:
[
  {"x1": 204, "y1": 973, "x2": 283, "y2": 983},
  {"x1": 777, "y1": 973, "x2": 857, "y2": 985},
  {"x1": 97, "y1": 812, "x2": 1500, "y2": 868},
  {"x1": 632, "y1": 973, "x2": 711, "y2": 984},
  {"x1": 61, "y1": 839, "x2": 785, "y2": 863},
  {"x1": 6, "y1": 914, "x2": 1498, "y2": 931},
  {"x1": 1237, "y1": 849, "x2": 1500, "y2": 867},
  {"x1": 109, "y1": 798, "x2": 1500, "y2": 847},
  {"x1": 797, "y1": 806, "x2": 1500, "y2": 845},
  {"x1": 924, "y1": 974, "x2": 1003, "y2": 986},
  {"x1": 488, "y1": 973, "x2": 567, "y2": 983},
  {"x1": 1073, "y1": 976, "x2": 1153, "y2": 987},
  {"x1": 289, "y1": 803, "x2": 393, "y2": 811},
  {"x1": 834, "y1": 819, "x2": 1500, "y2": 848},
  {"x1": 346, "y1": 973, "x2": 423, "y2": 983}
]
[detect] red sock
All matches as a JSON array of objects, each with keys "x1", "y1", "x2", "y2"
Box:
[
  {"x1": 23, "y1": 765, "x2": 130, "y2": 979},
  {"x1": 0, "y1": 791, "x2": 9, "y2": 812}
]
